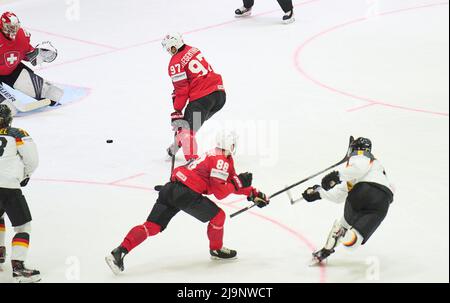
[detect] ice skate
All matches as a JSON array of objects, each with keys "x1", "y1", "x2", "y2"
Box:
[
  {"x1": 105, "y1": 246, "x2": 128, "y2": 275},
  {"x1": 310, "y1": 248, "x2": 334, "y2": 266},
  {"x1": 12, "y1": 260, "x2": 41, "y2": 283},
  {"x1": 282, "y1": 10, "x2": 295, "y2": 24},
  {"x1": 210, "y1": 247, "x2": 237, "y2": 260},
  {"x1": 235, "y1": 6, "x2": 252, "y2": 17}
]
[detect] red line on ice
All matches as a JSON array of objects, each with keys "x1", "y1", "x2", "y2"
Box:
[{"x1": 293, "y1": 2, "x2": 449, "y2": 117}]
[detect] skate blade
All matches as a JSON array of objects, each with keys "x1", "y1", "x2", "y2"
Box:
[
  {"x1": 105, "y1": 255, "x2": 122, "y2": 275},
  {"x1": 283, "y1": 17, "x2": 295, "y2": 24},
  {"x1": 309, "y1": 257, "x2": 327, "y2": 267},
  {"x1": 14, "y1": 274, "x2": 41, "y2": 283},
  {"x1": 235, "y1": 12, "x2": 252, "y2": 17},
  {"x1": 210, "y1": 255, "x2": 238, "y2": 261}
]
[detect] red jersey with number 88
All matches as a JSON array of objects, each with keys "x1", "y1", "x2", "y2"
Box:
[
  {"x1": 168, "y1": 45, "x2": 224, "y2": 112},
  {"x1": 171, "y1": 149, "x2": 253, "y2": 200}
]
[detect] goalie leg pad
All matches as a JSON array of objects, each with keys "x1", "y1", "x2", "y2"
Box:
[{"x1": 13, "y1": 68, "x2": 63, "y2": 102}]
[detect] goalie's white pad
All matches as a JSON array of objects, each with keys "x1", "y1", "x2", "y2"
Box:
[
  {"x1": 1, "y1": 84, "x2": 51, "y2": 114},
  {"x1": 14, "y1": 69, "x2": 63, "y2": 102}
]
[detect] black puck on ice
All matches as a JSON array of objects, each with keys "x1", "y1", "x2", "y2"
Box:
[{"x1": 106, "y1": 139, "x2": 113, "y2": 144}]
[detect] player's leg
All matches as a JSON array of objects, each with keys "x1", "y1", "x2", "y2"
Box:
[
  {"x1": 3, "y1": 189, "x2": 40, "y2": 283},
  {"x1": 346, "y1": 183, "x2": 392, "y2": 245},
  {"x1": 170, "y1": 182, "x2": 237, "y2": 259},
  {"x1": 277, "y1": 0, "x2": 295, "y2": 23},
  {"x1": 205, "y1": 91, "x2": 226, "y2": 121},
  {"x1": 235, "y1": 0, "x2": 254, "y2": 17},
  {"x1": 175, "y1": 96, "x2": 212, "y2": 161},
  {"x1": 0, "y1": 209, "x2": 5, "y2": 268},
  {"x1": 7, "y1": 63, "x2": 63, "y2": 106},
  {"x1": 106, "y1": 183, "x2": 179, "y2": 274}
]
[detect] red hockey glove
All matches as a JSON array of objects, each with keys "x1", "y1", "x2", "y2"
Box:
[{"x1": 248, "y1": 189, "x2": 269, "y2": 208}]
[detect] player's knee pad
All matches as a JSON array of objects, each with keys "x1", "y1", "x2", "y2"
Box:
[
  {"x1": 13, "y1": 69, "x2": 63, "y2": 101},
  {"x1": 143, "y1": 221, "x2": 161, "y2": 236},
  {"x1": 13, "y1": 222, "x2": 31, "y2": 234},
  {"x1": 341, "y1": 228, "x2": 364, "y2": 250},
  {"x1": 209, "y1": 209, "x2": 225, "y2": 229}
]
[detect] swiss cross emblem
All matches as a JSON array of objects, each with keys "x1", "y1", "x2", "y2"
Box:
[{"x1": 4, "y1": 51, "x2": 20, "y2": 68}]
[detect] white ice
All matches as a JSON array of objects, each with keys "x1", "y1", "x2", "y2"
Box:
[{"x1": 0, "y1": 0, "x2": 448, "y2": 283}]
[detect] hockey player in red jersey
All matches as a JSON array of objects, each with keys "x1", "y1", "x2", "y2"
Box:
[
  {"x1": 0, "y1": 12, "x2": 62, "y2": 114},
  {"x1": 105, "y1": 131, "x2": 270, "y2": 274},
  {"x1": 162, "y1": 33, "x2": 226, "y2": 162}
]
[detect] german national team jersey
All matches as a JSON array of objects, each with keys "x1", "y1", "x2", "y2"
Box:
[
  {"x1": 0, "y1": 29, "x2": 34, "y2": 76},
  {"x1": 172, "y1": 149, "x2": 253, "y2": 200},
  {"x1": 168, "y1": 45, "x2": 224, "y2": 112},
  {"x1": 0, "y1": 127, "x2": 38, "y2": 189}
]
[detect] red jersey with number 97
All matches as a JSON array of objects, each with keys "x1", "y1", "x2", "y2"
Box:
[
  {"x1": 168, "y1": 45, "x2": 224, "y2": 112},
  {"x1": 171, "y1": 149, "x2": 253, "y2": 200}
]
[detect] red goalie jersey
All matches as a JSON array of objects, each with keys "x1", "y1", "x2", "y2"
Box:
[
  {"x1": 0, "y1": 28, "x2": 34, "y2": 76},
  {"x1": 172, "y1": 149, "x2": 254, "y2": 200},
  {"x1": 168, "y1": 45, "x2": 224, "y2": 112}
]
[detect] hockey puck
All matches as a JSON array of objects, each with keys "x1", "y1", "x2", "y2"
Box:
[{"x1": 106, "y1": 139, "x2": 113, "y2": 144}]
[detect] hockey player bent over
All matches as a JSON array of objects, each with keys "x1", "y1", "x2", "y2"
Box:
[
  {"x1": 162, "y1": 33, "x2": 226, "y2": 162},
  {"x1": 302, "y1": 137, "x2": 394, "y2": 265},
  {"x1": 0, "y1": 104, "x2": 40, "y2": 282},
  {"x1": 0, "y1": 12, "x2": 62, "y2": 114},
  {"x1": 106, "y1": 131, "x2": 270, "y2": 274}
]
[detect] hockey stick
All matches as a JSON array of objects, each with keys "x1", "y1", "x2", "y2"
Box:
[
  {"x1": 154, "y1": 131, "x2": 178, "y2": 192},
  {"x1": 16, "y1": 99, "x2": 51, "y2": 112},
  {"x1": 230, "y1": 136, "x2": 355, "y2": 218}
]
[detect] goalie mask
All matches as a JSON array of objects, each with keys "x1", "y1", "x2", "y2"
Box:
[
  {"x1": 0, "y1": 103, "x2": 13, "y2": 128},
  {"x1": 1, "y1": 12, "x2": 20, "y2": 40}
]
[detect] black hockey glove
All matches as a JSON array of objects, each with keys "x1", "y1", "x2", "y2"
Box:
[
  {"x1": 248, "y1": 189, "x2": 269, "y2": 208},
  {"x1": 302, "y1": 185, "x2": 321, "y2": 202},
  {"x1": 321, "y1": 171, "x2": 341, "y2": 191},
  {"x1": 231, "y1": 172, "x2": 253, "y2": 190},
  {"x1": 20, "y1": 178, "x2": 30, "y2": 187}
]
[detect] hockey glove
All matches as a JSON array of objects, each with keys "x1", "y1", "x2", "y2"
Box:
[
  {"x1": 248, "y1": 189, "x2": 269, "y2": 208},
  {"x1": 171, "y1": 111, "x2": 185, "y2": 130},
  {"x1": 20, "y1": 178, "x2": 30, "y2": 187},
  {"x1": 302, "y1": 185, "x2": 321, "y2": 202},
  {"x1": 230, "y1": 172, "x2": 253, "y2": 190},
  {"x1": 321, "y1": 171, "x2": 341, "y2": 191},
  {"x1": 27, "y1": 42, "x2": 58, "y2": 66}
]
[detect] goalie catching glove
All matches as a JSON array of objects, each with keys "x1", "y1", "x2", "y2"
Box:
[
  {"x1": 26, "y1": 41, "x2": 58, "y2": 66},
  {"x1": 248, "y1": 189, "x2": 269, "y2": 208}
]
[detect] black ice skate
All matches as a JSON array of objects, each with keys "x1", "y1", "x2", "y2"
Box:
[
  {"x1": 235, "y1": 6, "x2": 252, "y2": 17},
  {"x1": 282, "y1": 10, "x2": 295, "y2": 24},
  {"x1": 210, "y1": 247, "x2": 237, "y2": 260},
  {"x1": 12, "y1": 260, "x2": 41, "y2": 283},
  {"x1": 310, "y1": 248, "x2": 335, "y2": 266},
  {"x1": 105, "y1": 246, "x2": 128, "y2": 275}
]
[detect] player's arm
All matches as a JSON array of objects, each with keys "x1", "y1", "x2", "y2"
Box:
[
  {"x1": 302, "y1": 183, "x2": 348, "y2": 204},
  {"x1": 169, "y1": 62, "x2": 190, "y2": 112},
  {"x1": 15, "y1": 129, "x2": 39, "y2": 184}
]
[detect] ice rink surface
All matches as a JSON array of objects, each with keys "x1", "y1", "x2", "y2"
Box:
[{"x1": 0, "y1": 0, "x2": 448, "y2": 283}]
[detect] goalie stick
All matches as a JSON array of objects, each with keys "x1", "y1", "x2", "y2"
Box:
[{"x1": 230, "y1": 136, "x2": 355, "y2": 218}]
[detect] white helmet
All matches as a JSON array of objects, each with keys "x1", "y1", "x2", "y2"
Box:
[
  {"x1": 216, "y1": 130, "x2": 238, "y2": 155},
  {"x1": 161, "y1": 32, "x2": 184, "y2": 54}
]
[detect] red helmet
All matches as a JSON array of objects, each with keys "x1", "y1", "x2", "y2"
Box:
[{"x1": 1, "y1": 12, "x2": 21, "y2": 40}]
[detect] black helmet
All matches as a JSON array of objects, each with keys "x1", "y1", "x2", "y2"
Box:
[
  {"x1": 0, "y1": 103, "x2": 12, "y2": 128},
  {"x1": 350, "y1": 137, "x2": 372, "y2": 153}
]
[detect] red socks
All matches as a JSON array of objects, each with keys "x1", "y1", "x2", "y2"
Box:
[
  {"x1": 207, "y1": 209, "x2": 225, "y2": 250},
  {"x1": 121, "y1": 221, "x2": 161, "y2": 252}
]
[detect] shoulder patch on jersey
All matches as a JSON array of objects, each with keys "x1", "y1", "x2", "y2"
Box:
[{"x1": 8, "y1": 128, "x2": 30, "y2": 139}]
